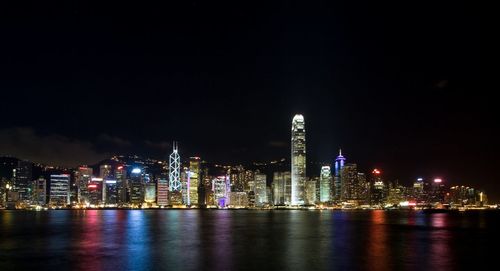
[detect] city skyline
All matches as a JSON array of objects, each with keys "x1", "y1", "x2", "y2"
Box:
[
  {"x1": 1, "y1": 1, "x2": 493, "y2": 201},
  {"x1": 0, "y1": 113, "x2": 494, "y2": 206},
  {"x1": 0, "y1": 112, "x2": 496, "y2": 202}
]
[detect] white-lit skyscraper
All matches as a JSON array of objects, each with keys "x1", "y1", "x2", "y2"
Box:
[
  {"x1": 291, "y1": 114, "x2": 306, "y2": 205},
  {"x1": 253, "y1": 172, "x2": 267, "y2": 206},
  {"x1": 320, "y1": 166, "x2": 332, "y2": 203},
  {"x1": 49, "y1": 174, "x2": 70, "y2": 206},
  {"x1": 169, "y1": 141, "x2": 181, "y2": 192},
  {"x1": 272, "y1": 171, "x2": 291, "y2": 205},
  {"x1": 305, "y1": 179, "x2": 317, "y2": 205}
]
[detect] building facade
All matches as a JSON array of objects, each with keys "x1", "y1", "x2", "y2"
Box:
[
  {"x1": 14, "y1": 160, "x2": 33, "y2": 201},
  {"x1": 169, "y1": 142, "x2": 181, "y2": 192},
  {"x1": 340, "y1": 163, "x2": 358, "y2": 201},
  {"x1": 76, "y1": 166, "x2": 93, "y2": 205},
  {"x1": 333, "y1": 149, "x2": 346, "y2": 201},
  {"x1": 319, "y1": 166, "x2": 332, "y2": 203},
  {"x1": 291, "y1": 114, "x2": 306, "y2": 205},
  {"x1": 49, "y1": 174, "x2": 70, "y2": 206},
  {"x1": 305, "y1": 179, "x2": 317, "y2": 205},
  {"x1": 254, "y1": 172, "x2": 267, "y2": 206},
  {"x1": 272, "y1": 171, "x2": 291, "y2": 205},
  {"x1": 189, "y1": 157, "x2": 200, "y2": 205}
]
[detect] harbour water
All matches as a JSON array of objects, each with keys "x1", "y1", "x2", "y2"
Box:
[{"x1": 0, "y1": 210, "x2": 497, "y2": 270}]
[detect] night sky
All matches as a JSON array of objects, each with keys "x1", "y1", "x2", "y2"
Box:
[{"x1": 1, "y1": 2, "x2": 494, "y2": 198}]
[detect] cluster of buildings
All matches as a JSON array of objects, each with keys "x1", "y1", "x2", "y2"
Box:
[{"x1": 0, "y1": 114, "x2": 491, "y2": 210}]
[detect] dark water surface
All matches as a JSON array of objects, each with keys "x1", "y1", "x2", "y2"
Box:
[{"x1": 0, "y1": 210, "x2": 498, "y2": 270}]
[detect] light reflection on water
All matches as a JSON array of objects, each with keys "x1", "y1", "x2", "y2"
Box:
[
  {"x1": 0, "y1": 210, "x2": 498, "y2": 271},
  {"x1": 367, "y1": 210, "x2": 388, "y2": 271}
]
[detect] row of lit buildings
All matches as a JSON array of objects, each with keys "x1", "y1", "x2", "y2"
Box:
[
  {"x1": 0, "y1": 114, "x2": 489, "y2": 209},
  {"x1": 0, "y1": 162, "x2": 489, "y2": 209}
]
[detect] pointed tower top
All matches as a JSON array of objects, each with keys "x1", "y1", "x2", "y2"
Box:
[{"x1": 335, "y1": 148, "x2": 346, "y2": 161}]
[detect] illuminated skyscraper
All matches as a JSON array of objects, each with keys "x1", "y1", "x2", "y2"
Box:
[
  {"x1": 228, "y1": 166, "x2": 245, "y2": 192},
  {"x1": 305, "y1": 179, "x2": 317, "y2": 205},
  {"x1": 157, "y1": 176, "x2": 169, "y2": 206},
  {"x1": 49, "y1": 174, "x2": 70, "y2": 206},
  {"x1": 340, "y1": 163, "x2": 358, "y2": 201},
  {"x1": 291, "y1": 114, "x2": 306, "y2": 205},
  {"x1": 357, "y1": 172, "x2": 370, "y2": 204},
  {"x1": 213, "y1": 176, "x2": 230, "y2": 207},
  {"x1": 320, "y1": 166, "x2": 332, "y2": 203},
  {"x1": 76, "y1": 166, "x2": 93, "y2": 204},
  {"x1": 114, "y1": 166, "x2": 127, "y2": 205},
  {"x1": 144, "y1": 183, "x2": 156, "y2": 204},
  {"x1": 370, "y1": 169, "x2": 386, "y2": 206},
  {"x1": 272, "y1": 171, "x2": 291, "y2": 205},
  {"x1": 333, "y1": 149, "x2": 345, "y2": 201},
  {"x1": 169, "y1": 142, "x2": 181, "y2": 192},
  {"x1": 181, "y1": 168, "x2": 189, "y2": 205},
  {"x1": 99, "y1": 165, "x2": 112, "y2": 179},
  {"x1": 14, "y1": 160, "x2": 33, "y2": 201},
  {"x1": 413, "y1": 178, "x2": 424, "y2": 202},
  {"x1": 189, "y1": 157, "x2": 200, "y2": 206},
  {"x1": 129, "y1": 168, "x2": 143, "y2": 205},
  {"x1": 34, "y1": 177, "x2": 46, "y2": 205},
  {"x1": 387, "y1": 181, "x2": 403, "y2": 206},
  {"x1": 88, "y1": 177, "x2": 104, "y2": 205},
  {"x1": 253, "y1": 172, "x2": 267, "y2": 206},
  {"x1": 104, "y1": 179, "x2": 118, "y2": 205},
  {"x1": 243, "y1": 170, "x2": 255, "y2": 192},
  {"x1": 429, "y1": 178, "x2": 446, "y2": 203},
  {"x1": 99, "y1": 164, "x2": 113, "y2": 203}
]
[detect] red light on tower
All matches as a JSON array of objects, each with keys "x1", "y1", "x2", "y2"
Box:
[
  {"x1": 372, "y1": 169, "x2": 381, "y2": 175},
  {"x1": 434, "y1": 178, "x2": 442, "y2": 183}
]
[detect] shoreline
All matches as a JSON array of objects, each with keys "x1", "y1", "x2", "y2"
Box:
[{"x1": 1, "y1": 207, "x2": 498, "y2": 212}]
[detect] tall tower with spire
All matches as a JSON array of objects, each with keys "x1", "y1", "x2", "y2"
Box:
[
  {"x1": 333, "y1": 149, "x2": 346, "y2": 201},
  {"x1": 169, "y1": 141, "x2": 181, "y2": 192},
  {"x1": 291, "y1": 114, "x2": 306, "y2": 205}
]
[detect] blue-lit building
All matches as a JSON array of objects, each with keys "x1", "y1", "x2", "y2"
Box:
[{"x1": 333, "y1": 149, "x2": 346, "y2": 201}]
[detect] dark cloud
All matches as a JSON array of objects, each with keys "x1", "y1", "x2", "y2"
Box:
[
  {"x1": 435, "y1": 79, "x2": 449, "y2": 89},
  {"x1": 98, "y1": 134, "x2": 132, "y2": 147},
  {"x1": 0, "y1": 127, "x2": 109, "y2": 167},
  {"x1": 144, "y1": 140, "x2": 170, "y2": 150}
]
